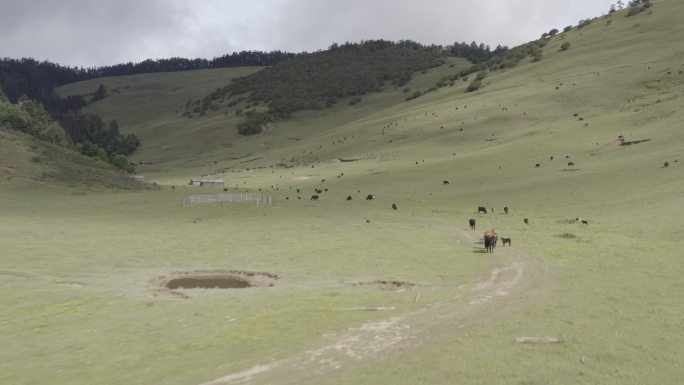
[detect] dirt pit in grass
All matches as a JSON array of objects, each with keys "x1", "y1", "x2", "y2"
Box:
[
  {"x1": 161, "y1": 270, "x2": 278, "y2": 290},
  {"x1": 354, "y1": 280, "x2": 415, "y2": 291}
]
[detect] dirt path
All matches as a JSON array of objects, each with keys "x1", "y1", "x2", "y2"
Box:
[{"x1": 198, "y1": 223, "x2": 550, "y2": 385}]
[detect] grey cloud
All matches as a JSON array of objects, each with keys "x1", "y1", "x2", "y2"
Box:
[
  {"x1": 0, "y1": 0, "x2": 190, "y2": 65},
  {"x1": 0, "y1": 0, "x2": 614, "y2": 67},
  {"x1": 271, "y1": 0, "x2": 613, "y2": 51}
]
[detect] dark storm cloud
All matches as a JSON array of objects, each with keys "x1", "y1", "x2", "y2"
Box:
[{"x1": 0, "y1": 0, "x2": 613, "y2": 67}]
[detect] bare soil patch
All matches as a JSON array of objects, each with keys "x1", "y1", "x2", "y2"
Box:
[
  {"x1": 293, "y1": 175, "x2": 316, "y2": 181},
  {"x1": 333, "y1": 157, "x2": 365, "y2": 163},
  {"x1": 354, "y1": 280, "x2": 415, "y2": 291},
  {"x1": 158, "y1": 270, "x2": 278, "y2": 291},
  {"x1": 0, "y1": 166, "x2": 19, "y2": 175}
]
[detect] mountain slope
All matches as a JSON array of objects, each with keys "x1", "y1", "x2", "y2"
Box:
[{"x1": 0, "y1": 127, "x2": 150, "y2": 190}]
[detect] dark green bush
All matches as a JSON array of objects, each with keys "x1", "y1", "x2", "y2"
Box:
[
  {"x1": 627, "y1": 6, "x2": 647, "y2": 16},
  {"x1": 236, "y1": 111, "x2": 272, "y2": 136},
  {"x1": 405, "y1": 91, "x2": 422, "y2": 101},
  {"x1": 577, "y1": 19, "x2": 593, "y2": 28},
  {"x1": 466, "y1": 79, "x2": 482, "y2": 92}
]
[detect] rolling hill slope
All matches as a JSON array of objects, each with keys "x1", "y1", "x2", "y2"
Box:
[{"x1": 0, "y1": 127, "x2": 151, "y2": 191}]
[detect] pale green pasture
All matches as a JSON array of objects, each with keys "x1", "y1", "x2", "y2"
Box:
[
  {"x1": 0, "y1": 185, "x2": 497, "y2": 385},
  {"x1": 5, "y1": 1, "x2": 684, "y2": 383}
]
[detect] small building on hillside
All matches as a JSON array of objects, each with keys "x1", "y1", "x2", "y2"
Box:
[{"x1": 189, "y1": 179, "x2": 225, "y2": 187}]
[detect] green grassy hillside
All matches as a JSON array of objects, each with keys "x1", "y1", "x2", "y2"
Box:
[
  {"x1": 3, "y1": 1, "x2": 683, "y2": 384},
  {"x1": 0, "y1": 127, "x2": 150, "y2": 191},
  {"x1": 57, "y1": 67, "x2": 262, "y2": 171}
]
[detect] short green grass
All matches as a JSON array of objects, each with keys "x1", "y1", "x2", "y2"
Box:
[{"x1": 3, "y1": 1, "x2": 683, "y2": 384}]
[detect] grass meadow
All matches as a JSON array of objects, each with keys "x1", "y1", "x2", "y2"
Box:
[{"x1": 2, "y1": 1, "x2": 684, "y2": 384}]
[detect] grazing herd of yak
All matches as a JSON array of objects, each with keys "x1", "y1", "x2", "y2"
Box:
[{"x1": 262, "y1": 177, "x2": 590, "y2": 254}]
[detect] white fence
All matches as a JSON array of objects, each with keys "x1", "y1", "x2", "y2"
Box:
[{"x1": 182, "y1": 193, "x2": 273, "y2": 207}]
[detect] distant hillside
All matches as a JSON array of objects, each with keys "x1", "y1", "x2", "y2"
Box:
[
  {"x1": 193, "y1": 40, "x2": 499, "y2": 135},
  {"x1": 54, "y1": 0, "x2": 675, "y2": 182},
  {"x1": 56, "y1": 60, "x2": 472, "y2": 175},
  {"x1": 0, "y1": 127, "x2": 151, "y2": 190},
  {"x1": 0, "y1": 51, "x2": 296, "y2": 105}
]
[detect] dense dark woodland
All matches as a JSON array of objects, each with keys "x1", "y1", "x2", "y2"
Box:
[
  {"x1": 185, "y1": 40, "x2": 504, "y2": 135},
  {"x1": 0, "y1": 51, "x2": 294, "y2": 103}
]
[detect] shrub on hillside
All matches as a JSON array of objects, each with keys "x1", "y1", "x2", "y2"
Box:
[
  {"x1": 560, "y1": 42, "x2": 571, "y2": 51},
  {"x1": 563, "y1": 26, "x2": 573, "y2": 32},
  {"x1": 236, "y1": 111, "x2": 272, "y2": 136},
  {"x1": 96, "y1": 148, "x2": 109, "y2": 163},
  {"x1": 577, "y1": 19, "x2": 593, "y2": 29},
  {"x1": 466, "y1": 79, "x2": 482, "y2": 92},
  {"x1": 111, "y1": 154, "x2": 133, "y2": 172},
  {"x1": 627, "y1": 2, "x2": 651, "y2": 16},
  {"x1": 405, "y1": 91, "x2": 422, "y2": 101},
  {"x1": 92, "y1": 84, "x2": 107, "y2": 102}
]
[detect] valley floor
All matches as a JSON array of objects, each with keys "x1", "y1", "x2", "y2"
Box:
[{"x1": 1, "y1": 176, "x2": 682, "y2": 385}]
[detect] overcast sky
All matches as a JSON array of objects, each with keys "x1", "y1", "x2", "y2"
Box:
[{"x1": 0, "y1": 0, "x2": 614, "y2": 67}]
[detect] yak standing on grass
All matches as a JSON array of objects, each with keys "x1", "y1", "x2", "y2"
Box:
[{"x1": 484, "y1": 229, "x2": 498, "y2": 253}]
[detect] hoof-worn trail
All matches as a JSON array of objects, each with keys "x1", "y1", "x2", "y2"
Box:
[{"x1": 199, "y1": 224, "x2": 555, "y2": 385}]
